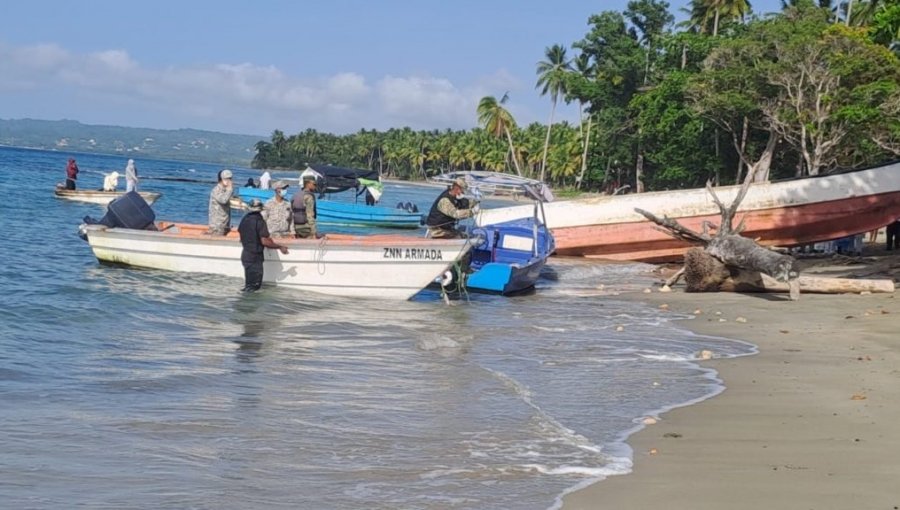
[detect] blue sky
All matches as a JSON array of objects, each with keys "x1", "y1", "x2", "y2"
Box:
[{"x1": 0, "y1": 0, "x2": 784, "y2": 137}]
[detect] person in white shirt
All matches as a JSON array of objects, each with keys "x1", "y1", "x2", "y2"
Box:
[{"x1": 259, "y1": 171, "x2": 271, "y2": 190}]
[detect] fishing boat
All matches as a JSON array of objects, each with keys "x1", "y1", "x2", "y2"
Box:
[
  {"x1": 463, "y1": 216, "x2": 555, "y2": 295},
  {"x1": 233, "y1": 164, "x2": 423, "y2": 229},
  {"x1": 476, "y1": 161, "x2": 900, "y2": 262},
  {"x1": 79, "y1": 222, "x2": 471, "y2": 300},
  {"x1": 435, "y1": 187, "x2": 555, "y2": 296},
  {"x1": 54, "y1": 188, "x2": 162, "y2": 206},
  {"x1": 430, "y1": 170, "x2": 554, "y2": 202}
]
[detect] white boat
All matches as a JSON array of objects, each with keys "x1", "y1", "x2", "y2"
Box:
[
  {"x1": 476, "y1": 161, "x2": 900, "y2": 262},
  {"x1": 55, "y1": 188, "x2": 162, "y2": 206},
  {"x1": 80, "y1": 222, "x2": 471, "y2": 300}
]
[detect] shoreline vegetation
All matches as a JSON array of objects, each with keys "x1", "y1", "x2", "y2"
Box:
[
  {"x1": 562, "y1": 239, "x2": 900, "y2": 509},
  {"x1": 251, "y1": 1, "x2": 900, "y2": 197}
]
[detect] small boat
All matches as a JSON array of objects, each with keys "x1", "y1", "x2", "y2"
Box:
[
  {"x1": 55, "y1": 187, "x2": 162, "y2": 206},
  {"x1": 233, "y1": 187, "x2": 423, "y2": 229},
  {"x1": 477, "y1": 161, "x2": 900, "y2": 262},
  {"x1": 79, "y1": 222, "x2": 470, "y2": 300},
  {"x1": 464, "y1": 215, "x2": 555, "y2": 295},
  {"x1": 430, "y1": 170, "x2": 554, "y2": 202},
  {"x1": 436, "y1": 187, "x2": 555, "y2": 296}
]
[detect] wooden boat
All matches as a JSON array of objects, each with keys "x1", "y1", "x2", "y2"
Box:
[
  {"x1": 55, "y1": 188, "x2": 161, "y2": 206},
  {"x1": 79, "y1": 222, "x2": 470, "y2": 300},
  {"x1": 476, "y1": 161, "x2": 900, "y2": 262},
  {"x1": 233, "y1": 187, "x2": 423, "y2": 229}
]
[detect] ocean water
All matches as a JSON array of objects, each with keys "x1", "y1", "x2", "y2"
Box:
[{"x1": 0, "y1": 146, "x2": 756, "y2": 509}]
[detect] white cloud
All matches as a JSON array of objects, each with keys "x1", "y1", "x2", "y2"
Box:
[{"x1": 0, "y1": 41, "x2": 547, "y2": 134}]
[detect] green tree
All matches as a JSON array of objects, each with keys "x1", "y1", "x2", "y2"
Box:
[
  {"x1": 535, "y1": 44, "x2": 572, "y2": 183},
  {"x1": 476, "y1": 94, "x2": 524, "y2": 176}
]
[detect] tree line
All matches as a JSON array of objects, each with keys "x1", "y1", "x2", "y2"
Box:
[{"x1": 252, "y1": 0, "x2": 900, "y2": 193}]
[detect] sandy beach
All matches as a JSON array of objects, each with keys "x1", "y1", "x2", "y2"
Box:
[{"x1": 562, "y1": 244, "x2": 900, "y2": 510}]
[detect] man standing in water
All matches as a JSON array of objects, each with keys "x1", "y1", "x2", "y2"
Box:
[
  {"x1": 208, "y1": 169, "x2": 234, "y2": 235},
  {"x1": 238, "y1": 199, "x2": 289, "y2": 292}
]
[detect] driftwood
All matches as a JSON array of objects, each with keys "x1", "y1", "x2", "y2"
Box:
[
  {"x1": 682, "y1": 248, "x2": 894, "y2": 295},
  {"x1": 637, "y1": 153, "x2": 805, "y2": 298}
]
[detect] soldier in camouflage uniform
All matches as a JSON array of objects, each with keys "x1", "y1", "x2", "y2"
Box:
[
  {"x1": 263, "y1": 180, "x2": 293, "y2": 237},
  {"x1": 208, "y1": 169, "x2": 234, "y2": 235},
  {"x1": 425, "y1": 177, "x2": 478, "y2": 238},
  {"x1": 292, "y1": 176, "x2": 319, "y2": 239}
]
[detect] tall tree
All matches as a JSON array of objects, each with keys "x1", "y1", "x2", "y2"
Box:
[
  {"x1": 476, "y1": 94, "x2": 524, "y2": 176},
  {"x1": 535, "y1": 44, "x2": 572, "y2": 183}
]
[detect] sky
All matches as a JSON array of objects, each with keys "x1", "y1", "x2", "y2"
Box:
[{"x1": 0, "y1": 0, "x2": 784, "y2": 137}]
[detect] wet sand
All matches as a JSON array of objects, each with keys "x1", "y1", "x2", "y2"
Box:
[{"x1": 562, "y1": 247, "x2": 900, "y2": 510}]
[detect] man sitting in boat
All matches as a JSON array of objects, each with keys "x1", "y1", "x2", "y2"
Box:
[
  {"x1": 425, "y1": 177, "x2": 479, "y2": 239},
  {"x1": 263, "y1": 180, "x2": 293, "y2": 237},
  {"x1": 208, "y1": 169, "x2": 234, "y2": 235},
  {"x1": 292, "y1": 175, "x2": 319, "y2": 238},
  {"x1": 102, "y1": 171, "x2": 120, "y2": 192}
]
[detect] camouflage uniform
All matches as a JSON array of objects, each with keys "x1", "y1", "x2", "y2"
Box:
[
  {"x1": 207, "y1": 183, "x2": 233, "y2": 235},
  {"x1": 263, "y1": 197, "x2": 292, "y2": 237},
  {"x1": 293, "y1": 192, "x2": 317, "y2": 239}
]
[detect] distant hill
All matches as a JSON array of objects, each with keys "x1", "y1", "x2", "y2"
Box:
[{"x1": 0, "y1": 118, "x2": 262, "y2": 166}]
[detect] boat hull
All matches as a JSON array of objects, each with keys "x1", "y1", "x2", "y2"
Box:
[
  {"x1": 55, "y1": 189, "x2": 161, "y2": 206},
  {"x1": 234, "y1": 188, "x2": 422, "y2": 229},
  {"x1": 82, "y1": 223, "x2": 470, "y2": 300},
  {"x1": 477, "y1": 163, "x2": 900, "y2": 262}
]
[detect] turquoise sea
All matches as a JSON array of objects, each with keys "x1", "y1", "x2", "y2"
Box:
[{"x1": 0, "y1": 146, "x2": 756, "y2": 509}]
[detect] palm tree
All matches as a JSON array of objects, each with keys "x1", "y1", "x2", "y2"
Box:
[
  {"x1": 570, "y1": 53, "x2": 595, "y2": 190},
  {"x1": 535, "y1": 44, "x2": 572, "y2": 183},
  {"x1": 691, "y1": 0, "x2": 752, "y2": 35},
  {"x1": 477, "y1": 94, "x2": 523, "y2": 176}
]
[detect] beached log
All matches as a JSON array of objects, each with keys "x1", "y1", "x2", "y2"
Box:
[{"x1": 683, "y1": 248, "x2": 894, "y2": 294}]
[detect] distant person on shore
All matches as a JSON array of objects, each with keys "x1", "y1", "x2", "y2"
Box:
[
  {"x1": 263, "y1": 180, "x2": 293, "y2": 237},
  {"x1": 292, "y1": 175, "x2": 319, "y2": 238},
  {"x1": 425, "y1": 177, "x2": 478, "y2": 238},
  {"x1": 208, "y1": 169, "x2": 234, "y2": 235},
  {"x1": 245, "y1": 177, "x2": 258, "y2": 189},
  {"x1": 238, "y1": 198, "x2": 289, "y2": 292},
  {"x1": 259, "y1": 171, "x2": 271, "y2": 190},
  {"x1": 125, "y1": 159, "x2": 139, "y2": 192},
  {"x1": 65, "y1": 158, "x2": 79, "y2": 190},
  {"x1": 102, "y1": 171, "x2": 120, "y2": 192}
]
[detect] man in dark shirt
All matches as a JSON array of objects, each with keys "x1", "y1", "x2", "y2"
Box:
[{"x1": 238, "y1": 199, "x2": 289, "y2": 292}]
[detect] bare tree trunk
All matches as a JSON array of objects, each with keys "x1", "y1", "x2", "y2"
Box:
[
  {"x1": 736, "y1": 116, "x2": 748, "y2": 184},
  {"x1": 540, "y1": 98, "x2": 557, "y2": 183},
  {"x1": 635, "y1": 148, "x2": 645, "y2": 193},
  {"x1": 504, "y1": 127, "x2": 523, "y2": 177},
  {"x1": 846, "y1": 0, "x2": 854, "y2": 25},
  {"x1": 576, "y1": 115, "x2": 593, "y2": 190},
  {"x1": 714, "y1": 128, "x2": 721, "y2": 186}
]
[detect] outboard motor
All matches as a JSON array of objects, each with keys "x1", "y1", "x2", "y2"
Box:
[{"x1": 396, "y1": 202, "x2": 405, "y2": 210}]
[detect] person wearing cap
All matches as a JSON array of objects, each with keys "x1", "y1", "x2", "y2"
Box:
[
  {"x1": 238, "y1": 198, "x2": 289, "y2": 292},
  {"x1": 291, "y1": 175, "x2": 319, "y2": 239},
  {"x1": 208, "y1": 169, "x2": 234, "y2": 235},
  {"x1": 263, "y1": 180, "x2": 293, "y2": 237},
  {"x1": 425, "y1": 177, "x2": 479, "y2": 238}
]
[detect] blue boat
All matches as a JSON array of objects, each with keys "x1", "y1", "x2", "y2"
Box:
[
  {"x1": 433, "y1": 190, "x2": 555, "y2": 296},
  {"x1": 235, "y1": 185, "x2": 423, "y2": 229},
  {"x1": 464, "y1": 215, "x2": 555, "y2": 294}
]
